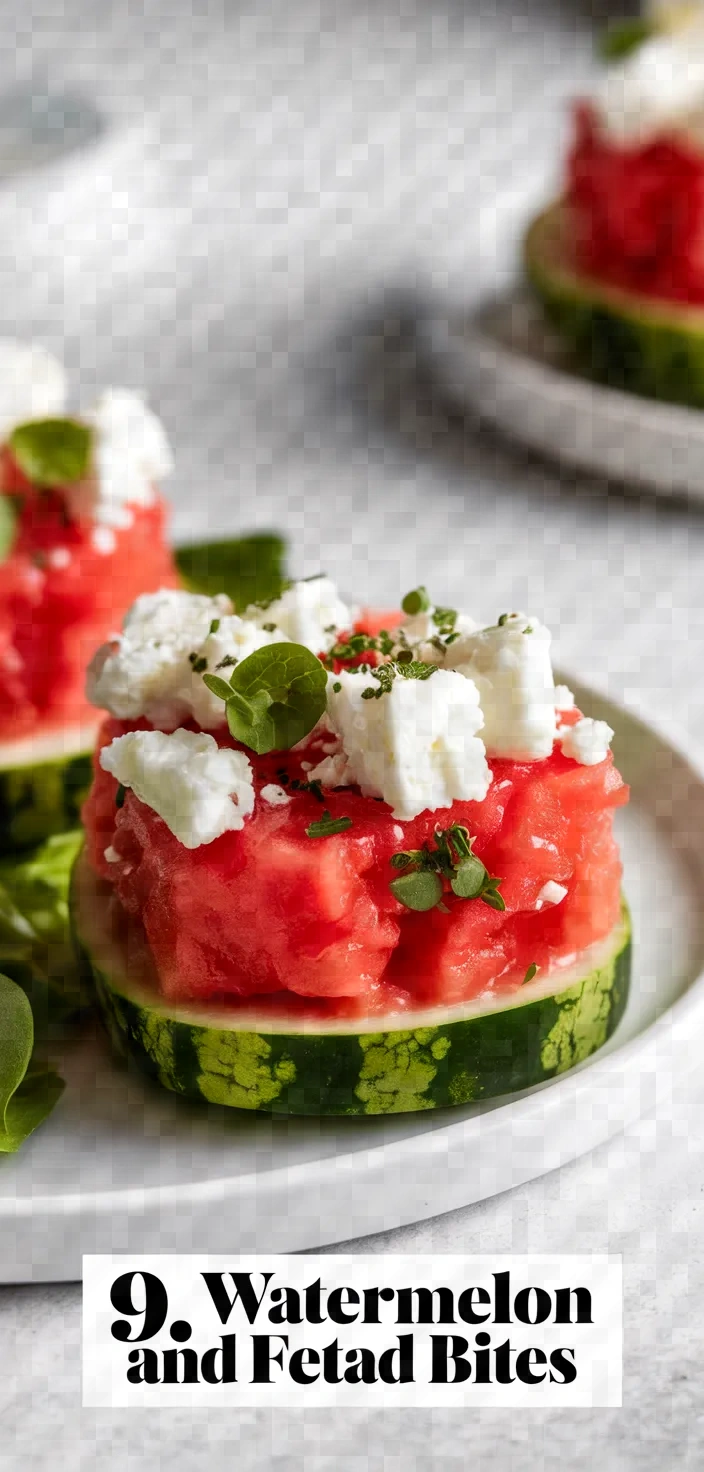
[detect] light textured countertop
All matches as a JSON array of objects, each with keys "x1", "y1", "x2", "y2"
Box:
[{"x1": 2, "y1": 0, "x2": 704, "y2": 1465}]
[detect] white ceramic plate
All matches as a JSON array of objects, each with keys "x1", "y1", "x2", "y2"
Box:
[
  {"x1": 1, "y1": 678, "x2": 703, "y2": 1283},
  {"x1": 424, "y1": 292, "x2": 704, "y2": 500}
]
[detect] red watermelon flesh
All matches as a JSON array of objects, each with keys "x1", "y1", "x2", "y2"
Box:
[
  {"x1": 567, "y1": 101, "x2": 704, "y2": 303},
  {"x1": 0, "y1": 470, "x2": 178, "y2": 742},
  {"x1": 83, "y1": 685, "x2": 628, "y2": 1016}
]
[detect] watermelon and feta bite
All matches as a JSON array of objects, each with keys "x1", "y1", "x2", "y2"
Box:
[
  {"x1": 74, "y1": 580, "x2": 631, "y2": 1116},
  {"x1": 0, "y1": 342, "x2": 178, "y2": 849},
  {"x1": 525, "y1": 8, "x2": 704, "y2": 404}
]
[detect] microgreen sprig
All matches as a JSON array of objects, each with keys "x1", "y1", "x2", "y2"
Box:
[
  {"x1": 202, "y1": 642, "x2": 327, "y2": 755},
  {"x1": 389, "y1": 824, "x2": 505, "y2": 914},
  {"x1": 306, "y1": 810, "x2": 353, "y2": 838}
]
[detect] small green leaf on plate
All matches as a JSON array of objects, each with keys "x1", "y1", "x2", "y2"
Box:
[
  {"x1": 306, "y1": 810, "x2": 353, "y2": 838},
  {"x1": 390, "y1": 870, "x2": 444, "y2": 912},
  {"x1": 401, "y1": 585, "x2": 431, "y2": 616},
  {"x1": 450, "y1": 854, "x2": 487, "y2": 899},
  {"x1": 598, "y1": 18, "x2": 653, "y2": 62},
  {"x1": 175, "y1": 532, "x2": 287, "y2": 612},
  {"x1": 9, "y1": 418, "x2": 93, "y2": 488},
  {"x1": 0, "y1": 495, "x2": 16, "y2": 562},
  {"x1": 224, "y1": 641, "x2": 328, "y2": 755}
]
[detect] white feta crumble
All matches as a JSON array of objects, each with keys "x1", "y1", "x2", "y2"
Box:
[
  {"x1": 87, "y1": 587, "x2": 287, "y2": 730},
  {"x1": 260, "y1": 783, "x2": 291, "y2": 806},
  {"x1": 307, "y1": 748, "x2": 355, "y2": 790},
  {"x1": 103, "y1": 845, "x2": 120, "y2": 864},
  {"x1": 530, "y1": 835, "x2": 558, "y2": 852},
  {"x1": 554, "y1": 685, "x2": 575, "y2": 711},
  {"x1": 313, "y1": 667, "x2": 491, "y2": 820},
  {"x1": 66, "y1": 388, "x2": 173, "y2": 528},
  {"x1": 535, "y1": 880, "x2": 568, "y2": 911},
  {"x1": 559, "y1": 717, "x2": 613, "y2": 767},
  {"x1": 391, "y1": 607, "x2": 479, "y2": 662},
  {"x1": 246, "y1": 577, "x2": 352, "y2": 654},
  {"x1": 46, "y1": 546, "x2": 71, "y2": 570},
  {"x1": 100, "y1": 728, "x2": 255, "y2": 848},
  {"x1": 0, "y1": 340, "x2": 67, "y2": 439},
  {"x1": 91, "y1": 526, "x2": 117, "y2": 556},
  {"x1": 594, "y1": 19, "x2": 704, "y2": 143},
  {"x1": 438, "y1": 613, "x2": 557, "y2": 761}
]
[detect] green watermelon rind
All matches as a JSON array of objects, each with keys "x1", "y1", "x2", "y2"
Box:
[
  {"x1": 72, "y1": 852, "x2": 632, "y2": 1117},
  {"x1": 525, "y1": 202, "x2": 704, "y2": 408},
  {"x1": 0, "y1": 744, "x2": 94, "y2": 856}
]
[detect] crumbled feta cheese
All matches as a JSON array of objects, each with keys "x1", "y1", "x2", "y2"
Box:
[
  {"x1": 66, "y1": 388, "x2": 173, "y2": 529},
  {"x1": 535, "y1": 880, "x2": 568, "y2": 910},
  {"x1": 554, "y1": 685, "x2": 575, "y2": 711},
  {"x1": 87, "y1": 588, "x2": 286, "y2": 730},
  {"x1": 530, "y1": 835, "x2": 558, "y2": 852},
  {"x1": 594, "y1": 19, "x2": 704, "y2": 142},
  {"x1": 246, "y1": 577, "x2": 352, "y2": 653},
  {"x1": 91, "y1": 526, "x2": 117, "y2": 556},
  {"x1": 103, "y1": 845, "x2": 120, "y2": 863},
  {"x1": 0, "y1": 340, "x2": 67, "y2": 439},
  {"x1": 308, "y1": 748, "x2": 355, "y2": 790},
  {"x1": 391, "y1": 607, "x2": 478, "y2": 661},
  {"x1": 440, "y1": 613, "x2": 557, "y2": 761},
  {"x1": 260, "y1": 783, "x2": 291, "y2": 806},
  {"x1": 46, "y1": 546, "x2": 71, "y2": 570},
  {"x1": 100, "y1": 728, "x2": 255, "y2": 848},
  {"x1": 316, "y1": 667, "x2": 491, "y2": 820},
  {"x1": 559, "y1": 718, "x2": 614, "y2": 767}
]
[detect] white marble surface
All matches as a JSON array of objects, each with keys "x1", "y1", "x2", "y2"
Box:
[{"x1": 2, "y1": 0, "x2": 704, "y2": 1463}]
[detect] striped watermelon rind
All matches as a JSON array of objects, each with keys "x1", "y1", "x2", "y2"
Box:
[
  {"x1": 72, "y1": 850, "x2": 632, "y2": 1117},
  {"x1": 525, "y1": 202, "x2": 704, "y2": 407},
  {"x1": 0, "y1": 730, "x2": 97, "y2": 855}
]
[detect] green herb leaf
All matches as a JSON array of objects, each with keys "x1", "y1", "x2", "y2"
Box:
[
  {"x1": 0, "y1": 972, "x2": 64, "y2": 1152},
  {"x1": 390, "y1": 870, "x2": 444, "y2": 912},
  {"x1": 401, "y1": 586, "x2": 431, "y2": 616},
  {"x1": 0, "y1": 830, "x2": 89, "y2": 1025},
  {"x1": 0, "y1": 495, "x2": 16, "y2": 562},
  {"x1": 481, "y1": 879, "x2": 506, "y2": 913},
  {"x1": 450, "y1": 853, "x2": 487, "y2": 899},
  {"x1": 175, "y1": 532, "x2": 287, "y2": 612},
  {"x1": 9, "y1": 418, "x2": 93, "y2": 488},
  {"x1": 522, "y1": 963, "x2": 539, "y2": 986},
  {"x1": 395, "y1": 660, "x2": 437, "y2": 682},
  {"x1": 202, "y1": 673, "x2": 235, "y2": 703},
  {"x1": 223, "y1": 642, "x2": 328, "y2": 755},
  {"x1": 306, "y1": 810, "x2": 354, "y2": 838},
  {"x1": 115, "y1": 783, "x2": 126, "y2": 809},
  {"x1": 598, "y1": 17, "x2": 653, "y2": 62}
]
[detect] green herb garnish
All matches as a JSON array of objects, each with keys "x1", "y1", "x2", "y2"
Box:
[
  {"x1": 115, "y1": 784, "x2": 126, "y2": 809},
  {"x1": 598, "y1": 17, "x2": 653, "y2": 63},
  {"x1": 175, "y1": 532, "x2": 287, "y2": 612},
  {"x1": 390, "y1": 870, "x2": 443, "y2": 912},
  {"x1": 401, "y1": 586, "x2": 431, "y2": 617},
  {"x1": 202, "y1": 641, "x2": 327, "y2": 755},
  {"x1": 9, "y1": 418, "x2": 93, "y2": 489},
  {"x1": 0, "y1": 496, "x2": 16, "y2": 563},
  {"x1": 209, "y1": 619, "x2": 220, "y2": 635},
  {"x1": 306, "y1": 810, "x2": 353, "y2": 838},
  {"x1": 332, "y1": 681, "x2": 342, "y2": 693},
  {"x1": 388, "y1": 824, "x2": 505, "y2": 914}
]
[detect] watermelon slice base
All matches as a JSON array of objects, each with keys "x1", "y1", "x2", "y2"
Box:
[
  {"x1": 525, "y1": 202, "x2": 704, "y2": 407},
  {"x1": 0, "y1": 724, "x2": 98, "y2": 854},
  {"x1": 72, "y1": 850, "x2": 631, "y2": 1117}
]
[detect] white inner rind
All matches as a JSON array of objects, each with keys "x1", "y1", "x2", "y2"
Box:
[
  {"x1": 73, "y1": 850, "x2": 629, "y2": 1038},
  {"x1": 0, "y1": 723, "x2": 99, "y2": 771}
]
